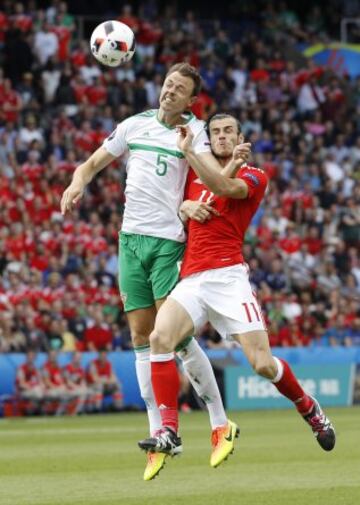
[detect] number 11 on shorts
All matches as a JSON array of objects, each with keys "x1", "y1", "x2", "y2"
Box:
[{"x1": 242, "y1": 302, "x2": 260, "y2": 323}]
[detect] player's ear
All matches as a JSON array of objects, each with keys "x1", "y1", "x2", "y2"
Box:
[
  {"x1": 187, "y1": 95, "x2": 198, "y2": 109},
  {"x1": 238, "y1": 133, "x2": 244, "y2": 144}
]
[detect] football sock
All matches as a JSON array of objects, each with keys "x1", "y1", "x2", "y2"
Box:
[
  {"x1": 272, "y1": 356, "x2": 314, "y2": 414},
  {"x1": 134, "y1": 346, "x2": 162, "y2": 435},
  {"x1": 177, "y1": 337, "x2": 227, "y2": 429},
  {"x1": 151, "y1": 353, "x2": 179, "y2": 433}
]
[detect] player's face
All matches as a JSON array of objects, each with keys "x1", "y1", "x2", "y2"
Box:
[
  {"x1": 159, "y1": 71, "x2": 197, "y2": 115},
  {"x1": 209, "y1": 118, "x2": 243, "y2": 159}
]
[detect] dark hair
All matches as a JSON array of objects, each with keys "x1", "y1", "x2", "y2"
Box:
[
  {"x1": 166, "y1": 63, "x2": 202, "y2": 96},
  {"x1": 206, "y1": 113, "x2": 242, "y2": 135}
]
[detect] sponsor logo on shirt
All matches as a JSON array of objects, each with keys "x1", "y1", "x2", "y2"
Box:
[{"x1": 242, "y1": 172, "x2": 260, "y2": 185}]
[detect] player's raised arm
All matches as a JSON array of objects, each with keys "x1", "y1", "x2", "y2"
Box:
[
  {"x1": 60, "y1": 146, "x2": 116, "y2": 215},
  {"x1": 177, "y1": 125, "x2": 251, "y2": 199}
]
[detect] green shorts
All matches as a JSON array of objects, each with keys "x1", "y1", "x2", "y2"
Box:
[{"x1": 118, "y1": 232, "x2": 185, "y2": 312}]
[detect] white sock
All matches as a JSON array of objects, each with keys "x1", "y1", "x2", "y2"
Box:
[
  {"x1": 177, "y1": 338, "x2": 227, "y2": 429},
  {"x1": 134, "y1": 347, "x2": 162, "y2": 436},
  {"x1": 271, "y1": 356, "x2": 284, "y2": 383}
]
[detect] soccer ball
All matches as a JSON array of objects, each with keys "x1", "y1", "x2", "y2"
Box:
[{"x1": 90, "y1": 20, "x2": 135, "y2": 67}]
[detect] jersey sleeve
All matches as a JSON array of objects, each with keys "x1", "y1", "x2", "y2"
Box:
[
  {"x1": 191, "y1": 124, "x2": 211, "y2": 155},
  {"x1": 102, "y1": 116, "x2": 133, "y2": 157},
  {"x1": 237, "y1": 166, "x2": 268, "y2": 199}
]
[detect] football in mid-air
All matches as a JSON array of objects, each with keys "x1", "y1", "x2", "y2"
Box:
[{"x1": 90, "y1": 20, "x2": 135, "y2": 67}]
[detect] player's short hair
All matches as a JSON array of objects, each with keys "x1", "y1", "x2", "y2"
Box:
[
  {"x1": 166, "y1": 63, "x2": 202, "y2": 96},
  {"x1": 206, "y1": 113, "x2": 242, "y2": 135}
]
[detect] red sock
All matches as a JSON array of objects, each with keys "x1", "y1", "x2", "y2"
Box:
[
  {"x1": 273, "y1": 358, "x2": 314, "y2": 415},
  {"x1": 151, "y1": 359, "x2": 180, "y2": 433}
]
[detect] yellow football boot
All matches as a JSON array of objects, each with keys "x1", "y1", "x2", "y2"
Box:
[
  {"x1": 143, "y1": 451, "x2": 167, "y2": 481},
  {"x1": 210, "y1": 419, "x2": 240, "y2": 468}
]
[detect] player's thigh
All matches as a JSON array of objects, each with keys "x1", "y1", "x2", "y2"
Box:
[
  {"x1": 150, "y1": 238, "x2": 185, "y2": 301},
  {"x1": 119, "y1": 233, "x2": 154, "y2": 312},
  {"x1": 167, "y1": 274, "x2": 208, "y2": 336},
  {"x1": 151, "y1": 297, "x2": 195, "y2": 351}
]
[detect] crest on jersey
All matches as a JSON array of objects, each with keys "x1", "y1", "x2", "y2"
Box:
[{"x1": 242, "y1": 172, "x2": 260, "y2": 185}]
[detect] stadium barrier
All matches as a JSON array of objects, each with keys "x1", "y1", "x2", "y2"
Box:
[{"x1": 0, "y1": 348, "x2": 359, "y2": 416}]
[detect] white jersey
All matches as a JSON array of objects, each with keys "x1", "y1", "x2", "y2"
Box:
[{"x1": 103, "y1": 109, "x2": 210, "y2": 242}]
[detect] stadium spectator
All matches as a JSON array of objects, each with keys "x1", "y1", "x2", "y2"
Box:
[
  {"x1": 42, "y1": 349, "x2": 69, "y2": 415},
  {"x1": 86, "y1": 350, "x2": 123, "y2": 412},
  {"x1": 83, "y1": 306, "x2": 113, "y2": 351},
  {"x1": 62, "y1": 351, "x2": 88, "y2": 414},
  {"x1": 15, "y1": 350, "x2": 44, "y2": 414}
]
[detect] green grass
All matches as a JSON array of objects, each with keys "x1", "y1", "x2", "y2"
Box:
[{"x1": 0, "y1": 407, "x2": 359, "y2": 505}]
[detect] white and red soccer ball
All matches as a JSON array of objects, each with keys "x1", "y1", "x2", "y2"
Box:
[{"x1": 90, "y1": 20, "x2": 135, "y2": 67}]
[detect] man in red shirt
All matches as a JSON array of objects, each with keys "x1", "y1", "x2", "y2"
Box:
[
  {"x1": 42, "y1": 350, "x2": 69, "y2": 415},
  {"x1": 87, "y1": 350, "x2": 123, "y2": 412},
  {"x1": 84, "y1": 307, "x2": 113, "y2": 351},
  {"x1": 139, "y1": 114, "x2": 335, "y2": 466},
  {"x1": 15, "y1": 350, "x2": 44, "y2": 414},
  {"x1": 62, "y1": 352, "x2": 88, "y2": 415}
]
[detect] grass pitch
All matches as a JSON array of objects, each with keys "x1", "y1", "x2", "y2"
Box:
[{"x1": 0, "y1": 407, "x2": 359, "y2": 505}]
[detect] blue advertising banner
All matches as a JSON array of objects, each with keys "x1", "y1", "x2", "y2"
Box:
[
  {"x1": 225, "y1": 364, "x2": 355, "y2": 410},
  {"x1": 301, "y1": 42, "x2": 360, "y2": 79}
]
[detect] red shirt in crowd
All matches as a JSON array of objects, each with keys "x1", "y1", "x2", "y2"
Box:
[
  {"x1": 62, "y1": 363, "x2": 85, "y2": 386},
  {"x1": 87, "y1": 358, "x2": 112, "y2": 384},
  {"x1": 84, "y1": 323, "x2": 112, "y2": 350},
  {"x1": 279, "y1": 234, "x2": 302, "y2": 254},
  {"x1": 42, "y1": 361, "x2": 65, "y2": 387},
  {"x1": 16, "y1": 363, "x2": 42, "y2": 390},
  {"x1": 191, "y1": 91, "x2": 215, "y2": 119}
]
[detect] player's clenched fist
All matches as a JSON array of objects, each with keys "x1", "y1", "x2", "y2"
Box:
[
  {"x1": 232, "y1": 143, "x2": 251, "y2": 166},
  {"x1": 176, "y1": 125, "x2": 194, "y2": 153},
  {"x1": 60, "y1": 183, "x2": 85, "y2": 215}
]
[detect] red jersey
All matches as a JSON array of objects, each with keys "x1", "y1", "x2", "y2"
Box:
[
  {"x1": 181, "y1": 166, "x2": 268, "y2": 278},
  {"x1": 42, "y1": 361, "x2": 64, "y2": 387},
  {"x1": 63, "y1": 363, "x2": 85, "y2": 386},
  {"x1": 16, "y1": 363, "x2": 41, "y2": 390},
  {"x1": 84, "y1": 323, "x2": 112, "y2": 350},
  {"x1": 87, "y1": 359, "x2": 112, "y2": 383}
]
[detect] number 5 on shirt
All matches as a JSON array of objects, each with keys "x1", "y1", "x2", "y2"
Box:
[{"x1": 156, "y1": 153, "x2": 168, "y2": 176}]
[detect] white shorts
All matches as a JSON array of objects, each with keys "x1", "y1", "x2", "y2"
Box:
[{"x1": 169, "y1": 264, "x2": 266, "y2": 339}]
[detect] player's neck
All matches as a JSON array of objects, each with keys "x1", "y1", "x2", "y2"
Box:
[
  {"x1": 218, "y1": 157, "x2": 231, "y2": 168},
  {"x1": 157, "y1": 109, "x2": 185, "y2": 128}
]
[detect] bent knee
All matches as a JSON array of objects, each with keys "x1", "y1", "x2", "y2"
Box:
[
  {"x1": 131, "y1": 329, "x2": 150, "y2": 348},
  {"x1": 149, "y1": 328, "x2": 173, "y2": 353}
]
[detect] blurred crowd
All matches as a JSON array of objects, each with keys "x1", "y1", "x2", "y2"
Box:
[
  {"x1": 0, "y1": 0, "x2": 359, "y2": 353},
  {"x1": 11, "y1": 349, "x2": 123, "y2": 415}
]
